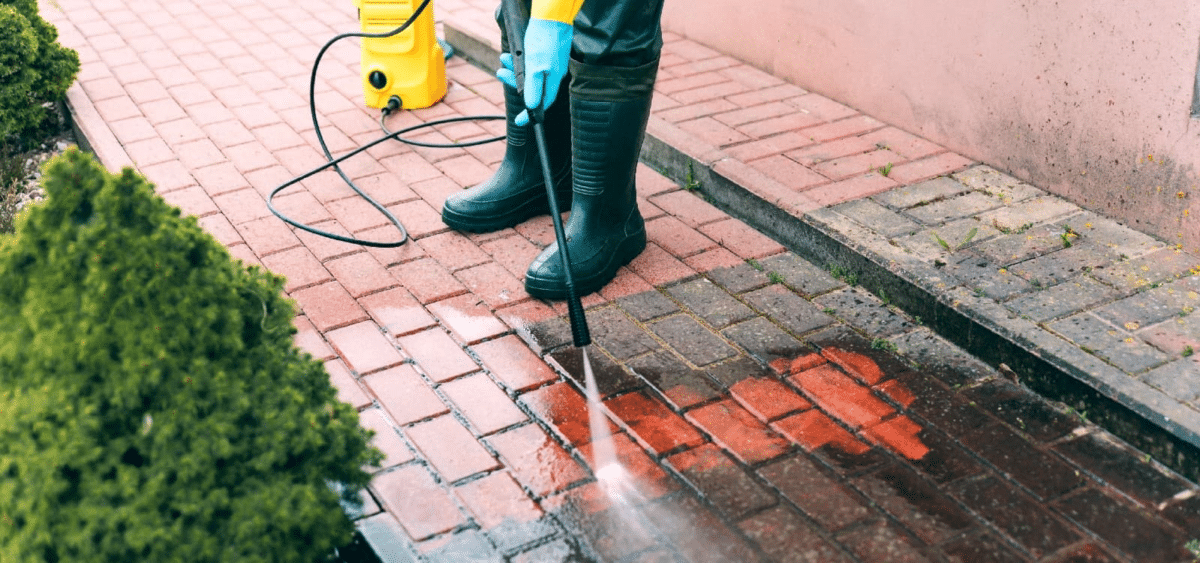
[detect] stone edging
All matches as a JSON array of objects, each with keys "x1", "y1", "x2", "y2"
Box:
[{"x1": 64, "y1": 83, "x2": 134, "y2": 174}]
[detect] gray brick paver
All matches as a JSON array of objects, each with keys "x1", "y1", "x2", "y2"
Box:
[
  {"x1": 650, "y1": 314, "x2": 739, "y2": 367},
  {"x1": 1005, "y1": 275, "x2": 1121, "y2": 323},
  {"x1": 1049, "y1": 313, "x2": 1172, "y2": 374},
  {"x1": 666, "y1": 277, "x2": 757, "y2": 328},
  {"x1": 872, "y1": 176, "x2": 969, "y2": 209},
  {"x1": 832, "y1": 197, "x2": 922, "y2": 238}
]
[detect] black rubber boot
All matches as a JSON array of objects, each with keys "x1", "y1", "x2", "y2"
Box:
[
  {"x1": 524, "y1": 57, "x2": 658, "y2": 300},
  {"x1": 441, "y1": 78, "x2": 571, "y2": 233}
]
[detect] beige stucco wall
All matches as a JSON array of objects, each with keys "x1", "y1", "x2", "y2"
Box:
[{"x1": 663, "y1": 1, "x2": 1200, "y2": 251}]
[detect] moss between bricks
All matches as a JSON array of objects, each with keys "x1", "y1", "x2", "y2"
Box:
[{"x1": 0, "y1": 149, "x2": 381, "y2": 562}]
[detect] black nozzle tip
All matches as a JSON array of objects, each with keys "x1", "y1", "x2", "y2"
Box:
[{"x1": 567, "y1": 295, "x2": 591, "y2": 347}]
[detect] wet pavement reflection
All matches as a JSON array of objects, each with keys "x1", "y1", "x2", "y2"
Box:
[{"x1": 467, "y1": 306, "x2": 1200, "y2": 562}]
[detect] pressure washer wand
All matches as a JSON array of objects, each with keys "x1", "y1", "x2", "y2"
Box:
[
  {"x1": 502, "y1": 0, "x2": 590, "y2": 347},
  {"x1": 531, "y1": 117, "x2": 590, "y2": 347}
]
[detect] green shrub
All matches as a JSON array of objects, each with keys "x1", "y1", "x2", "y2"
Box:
[
  {"x1": 0, "y1": 149, "x2": 381, "y2": 562},
  {"x1": 0, "y1": 0, "x2": 80, "y2": 145}
]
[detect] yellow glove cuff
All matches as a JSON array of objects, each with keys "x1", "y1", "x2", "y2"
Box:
[{"x1": 530, "y1": 0, "x2": 584, "y2": 24}]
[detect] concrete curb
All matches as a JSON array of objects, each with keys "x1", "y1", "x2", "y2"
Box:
[{"x1": 64, "y1": 83, "x2": 134, "y2": 174}]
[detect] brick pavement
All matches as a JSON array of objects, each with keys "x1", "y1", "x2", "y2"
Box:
[
  {"x1": 442, "y1": 0, "x2": 1200, "y2": 481},
  {"x1": 43, "y1": 0, "x2": 1200, "y2": 561}
]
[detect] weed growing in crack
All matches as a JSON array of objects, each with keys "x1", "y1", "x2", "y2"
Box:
[
  {"x1": 870, "y1": 338, "x2": 898, "y2": 353},
  {"x1": 829, "y1": 265, "x2": 858, "y2": 286},
  {"x1": 684, "y1": 162, "x2": 701, "y2": 192},
  {"x1": 993, "y1": 219, "x2": 1033, "y2": 235},
  {"x1": 1061, "y1": 224, "x2": 1078, "y2": 248},
  {"x1": 932, "y1": 227, "x2": 978, "y2": 251}
]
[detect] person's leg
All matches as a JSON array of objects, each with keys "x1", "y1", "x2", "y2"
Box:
[
  {"x1": 523, "y1": 0, "x2": 664, "y2": 299},
  {"x1": 439, "y1": 3, "x2": 572, "y2": 233},
  {"x1": 573, "y1": 0, "x2": 665, "y2": 68}
]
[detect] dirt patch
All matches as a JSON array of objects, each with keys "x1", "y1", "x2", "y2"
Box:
[{"x1": 2, "y1": 102, "x2": 77, "y2": 233}]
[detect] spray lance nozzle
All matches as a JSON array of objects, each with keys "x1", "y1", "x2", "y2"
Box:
[{"x1": 501, "y1": 0, "x2": 590, "y2": 348}]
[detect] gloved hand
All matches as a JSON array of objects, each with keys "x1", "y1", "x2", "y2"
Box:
[
  {"x1": 496, "y1": 53, "x2": 518, "y2": 89},
  {"x1": 495, "y1": 18, "x2": 572, "y2": 126}
]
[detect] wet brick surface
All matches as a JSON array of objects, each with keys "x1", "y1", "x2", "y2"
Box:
[
  {"x1": 962, "y1": 379, "x2": 1081, "y2": 442},
  {"x1": 667, "y1": 444, "x2": 777, "y2": 520},
  {"x1": 1053, "y1": 488, "x2": 1194, "y2": 562},
  {"x1": 852, "y1": 463, "x2": 975, "y2": 544},
  {"x1": 949, "y1": 475, "x2": 1081, "y2": 558}
]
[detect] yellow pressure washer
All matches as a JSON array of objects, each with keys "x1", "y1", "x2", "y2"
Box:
[{"x1": 354, "y1": 0, "x2": 446, "y2": 109}]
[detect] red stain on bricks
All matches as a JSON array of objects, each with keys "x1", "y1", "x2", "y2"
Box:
[
  {"x1": 785, "y1": 353, "x2": 929, "y2": 461},
  {"x1": 822, "y1": 347, "x2": 885, "y2": 384},
  {"x1": 604, "y1": 392, "x2": 706, "y2": 454},
  {"x1": 790, "y1": 353, "x2": 827, "y2": 373},
  {"x1": 729, "y1": 377, "x2": 813, "y2": 421},
  {"x1": 579, "y1": 433, "x2": 679, "y2": 500},
  {"x1": 770, "y1": 352, "x2": 826, "y2": 375},
  {"x1": 772, "y1": 410, "x2": 870, "y2": 454},
  {"x1": 519, "y1": 382, "x2": 600, "y2": 447},
  {"x1": 661, "y1": 383, "x2": 715, "y2": 410},
  {"x1": 788, "y1": 365, "x2": 893, "y2": 429},
  {"x1": 862, "y1": 415, "x2": 929, "y2": 461},
  {"x1": 875, "y1": 379, "x2": 916, "y2": 408},
  {"x1": 685, "y1": 400, "x2": 791, "y2": 465}
]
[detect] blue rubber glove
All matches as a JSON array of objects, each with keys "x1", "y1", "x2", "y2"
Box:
[
  {"x1": 522, "y1": 18, "x2": 572, "y2": 124},
  {"x1": 495, "y1": 19, "x2": 572, "y2": 126},
  {"x1": 496, "y1": 53, "x2": 518, "y2": 89}
]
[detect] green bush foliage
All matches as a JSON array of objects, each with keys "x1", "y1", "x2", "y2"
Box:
[
  {"x1": 0, "y1": 149, "x2": 381, "y2": 562},
  {"x1": 0, "y1": 0, "x2": 80, "y2": 144}
]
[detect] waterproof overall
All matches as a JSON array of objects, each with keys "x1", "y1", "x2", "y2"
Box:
[{"x1": 440, "y1": 0, "x2": 665, "y2": 299}]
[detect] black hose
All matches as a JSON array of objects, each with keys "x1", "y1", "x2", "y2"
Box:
[{"x1": 266, "y1": 0, "x2": 503, "y2": 248}]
